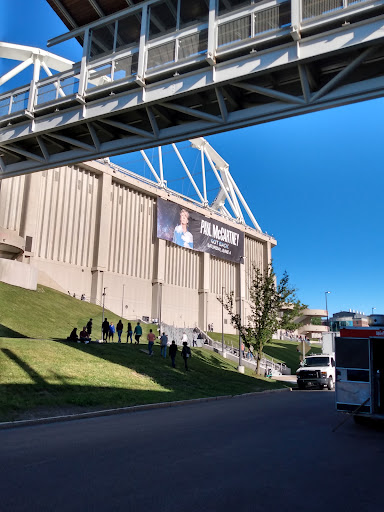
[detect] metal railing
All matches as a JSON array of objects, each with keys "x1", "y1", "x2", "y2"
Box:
[{"x1": 0, "y1": 0, "x2": 379, "y2": 119}]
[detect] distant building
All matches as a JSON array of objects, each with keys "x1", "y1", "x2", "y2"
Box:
[{"x1": 328, "y1": 310, "x2": 369, "y2": 332}]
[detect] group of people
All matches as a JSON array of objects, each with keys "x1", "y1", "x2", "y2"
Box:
[
  {"x1": 100, "y1": 320, "x2": 144, "y2": 344},
  {"x1": 207, "y1": 323, "x2": 214, "y2": 332},
  {"x1": 147, "y1": 330, "x2": 192, "y2": 370},
  {"x1": 67, "y1": 318, "x2": 93, "y2": 343}
]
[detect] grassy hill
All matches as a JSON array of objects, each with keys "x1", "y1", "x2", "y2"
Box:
[{"x1": 0, "y1": 282, "x2": 287, "y2": 422}]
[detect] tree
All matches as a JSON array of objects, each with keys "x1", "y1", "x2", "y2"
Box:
[{"x1": 219, "y1": 263, "x2": 306, "y2": 374}]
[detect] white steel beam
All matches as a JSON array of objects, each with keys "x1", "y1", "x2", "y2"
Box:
[
  {"x1": 171, "y1": 143, "x2": 204, "y2": 204},
  {"x1": 201, "y1": 147, "x2": 207, "y2": 204},
  {"x1": 0, "y1": 58, "x2": 33, "y2": 87},
  {"x1": 203, "y1": 146, "x2": 238, "y2": 218},
  {"x1": 140, "y1": 149, "x2": 161, "y2": 183}
]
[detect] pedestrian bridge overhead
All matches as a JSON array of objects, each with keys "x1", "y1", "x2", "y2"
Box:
[{"x1": 1, "y1": 0, "x2": 384, "y2": 178}]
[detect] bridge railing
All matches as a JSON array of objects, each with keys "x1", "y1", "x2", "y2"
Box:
[{"x1": 0, "y1": 0, "x2": 381, "y2": 121}]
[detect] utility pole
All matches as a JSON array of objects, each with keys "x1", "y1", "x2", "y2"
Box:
[
  {"x1": 238, "y1": 256, "x2": 245, "y2": 374},
  {"x1": 122, "y1": 284, "x2": 125, "y2": 318},
  {"x1": 221, "y1": 286, "x2": 226, "y2": 358}
]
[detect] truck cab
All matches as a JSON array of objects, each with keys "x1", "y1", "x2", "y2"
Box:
[{"x1": 296, "y1": 354, "x2": 335, "y2": 390}]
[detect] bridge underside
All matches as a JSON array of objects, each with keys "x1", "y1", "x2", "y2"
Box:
[{"x1": 1, "y1": 1, "x2": 384, "y2": 178}]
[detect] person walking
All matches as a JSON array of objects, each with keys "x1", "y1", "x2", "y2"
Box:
[
  {"x1": 116, "y1": 319, "x2": 123, "y2": 343},
  {"x1": 127, "y1": 322, "x2": 133, "y2": 343},
  {"x1": 109, "y1": 322, "x2": 115, "y2": 342},
  {"x1": 182, "y1": 332, "x2": 188, "y2": 345},
  {"x1": 169, "y1": 340, "x2": 177, "y2": 368},
  {"x1": 86, "y1": 318, "x2": 93, "y2": 335},
  {"x1": 102, "y1": 318, "x2": 109, "y2": 342},
  {"x1": 181, "y1": 341, "x2": 191, "y2": 371},
  {"x1": 147, "y1": 329, "x2": 156, "y2": 356},
  {"x1": 134, "y1": 322, "x2": 142, "y2": 344},
  {"x1": 160, "y1": 332, "x2": 168, "y2": 358}
]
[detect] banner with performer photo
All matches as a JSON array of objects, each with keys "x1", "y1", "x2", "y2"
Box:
[{"x1": 156, "y1": 198, "x2": 244, "y2": 263}]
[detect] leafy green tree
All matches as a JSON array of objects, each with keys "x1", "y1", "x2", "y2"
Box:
[{"x1": 219, "y1": 263, "x2": 306, "y2": 374}]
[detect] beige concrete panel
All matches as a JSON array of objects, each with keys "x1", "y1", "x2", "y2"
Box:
[
  {"x1": 0, "y1": 259, "x2": 37, "y2": 290},
  {"x1": 93, "y1": 172, "x2": 112, "y2": 270},
  {"x1": 33, "y1": 258, "x2": 90, "y2": 298},
  {"x1": 0, "y1": 175, "x2": 24, "y2": 231},
  {"x1": 19, "y1": 173, "x2": 41, "y2": 253},
  {"x1": 161, "y1": 283, "x2": 199, "y2": 329},
  {"x1": 100, "y1": 272, "x2": 153, "y2": 321}
]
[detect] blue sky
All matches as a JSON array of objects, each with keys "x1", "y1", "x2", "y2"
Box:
[{"x1": 2, "y1": 0, "x2": 384, "y2": 317}]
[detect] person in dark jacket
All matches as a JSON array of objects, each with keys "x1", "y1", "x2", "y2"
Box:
[
  {"x1": 116, "y1": 320, "x2": 123, "y2": 343},
  {"x1": 169, "y1": 340, "x2": 178, "y2": 368},
  {"x1": 181, "y1": 341, "x2": 191, "y2": 371},
  {"x1": 127, "y1": 322, "x2": 133, "y2": 343},
  {"x1": 68, "y1": 327, "x2": 78, "y2": 341},
  {"x1": 86, "y1": 318, "x2": 93, "y2": 335},
  {"x1": 102, "y1": 318, "x2": 109, "y2": 342}
]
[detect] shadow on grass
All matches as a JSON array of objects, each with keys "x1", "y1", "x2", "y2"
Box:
[
  {"x1": 0, "y1": 340, "x2": 287, "y2": 421},
  {"x1": 0, "y1": 325, "x2": 27, "y2": 338}
]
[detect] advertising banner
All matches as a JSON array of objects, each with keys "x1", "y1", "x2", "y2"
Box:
[{"x1": 157, "y1": 198, "x2": 244, "y2": 263}]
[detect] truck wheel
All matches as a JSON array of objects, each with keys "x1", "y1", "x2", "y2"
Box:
[
  {"x1": 298, "y1": 381, "x2": 305, "y2": 390},
  {"x1": 327, "y1": 377, "x2": 334, "y2": 390}
]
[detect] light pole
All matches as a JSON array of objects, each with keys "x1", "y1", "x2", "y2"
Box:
[
  {"x1": 238, "y1": 256, "x2": 245, "y2": 374},
  {"x1": 122, "y1": 284, "x2": 125, "y2": 318},
  {"x1": 372, "y1": 307, "x2": 376, "y2": 315},
  {"x1": 325, "y1": 291, "x2": 331, "y2": 322},
  {"x1": 221, "y1": 286, "x2": 226, "y2": 358}
]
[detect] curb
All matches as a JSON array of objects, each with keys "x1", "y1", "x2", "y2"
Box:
[{"x1": 0, "y1": 387, "x2": 292, "y2": 431}]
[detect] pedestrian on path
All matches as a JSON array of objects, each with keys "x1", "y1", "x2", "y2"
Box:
[
  {"x1": 169, "y1": 340, "x2": 177, "y2": 368},
  {"x1": 160, "y1": 332, "x2": 168, "y2": 358},
  {"x1": 102, "y1": 318, "x2": 109, "y2": 342},
  {"x1": 147, "y1": 329, "x2": 156, "y2": 356},
  {"x1": 109, "y1": 322, "x2": 115, "y2": 342},
  {"x1": 181, "y1": 341, "x2": 191, "y2": 371},
  {"x1": 134, "y1": 322, "x2": 142, "y2": 344},
  {"x1": 116, "y1": 320, "x2": 123, "y2": 343},
  {"x1": 127, "y1": 322, "x2": 133, "y2": 343}
]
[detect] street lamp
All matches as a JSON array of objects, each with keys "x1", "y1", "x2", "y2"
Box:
[
  {"x1": 238, "y1": 256, "x2": 245, "y2": 374},
  {"x1": 372, "y1": 307, "x2": 376, "y2": 315},
  {"x1": 325, "y1": 291, "x2": 331, "y2": 322},
  {"x1": 221, "y1": 286, "x2": 226, "y2": 359}
]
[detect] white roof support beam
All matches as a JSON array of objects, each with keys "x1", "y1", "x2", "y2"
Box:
[
  {"x1": 201, "y1": 147, "x2": 207, "y2": 205},
  {"x1": 158, "y1": 146, "x2": 164, "y2": 186},
  {"x1": 227, "y1": 172, "x2": 261, "y2": 232},
  {"x1": 140, "y1": 149, "x2": 161, "y2": 184},
  {"x1": 0, "y1": 58, "x2": 33, "y2": 87},
  {"x1": 172, "y1": 143, "x2": 204, "y2": 204},
  {"x1": 203, "y1": 146, "x2": 238, "y2": 218}
]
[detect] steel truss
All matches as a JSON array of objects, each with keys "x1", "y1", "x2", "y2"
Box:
[{"x1": 0, "y1": 0, "x2": 384, "y2": 178}]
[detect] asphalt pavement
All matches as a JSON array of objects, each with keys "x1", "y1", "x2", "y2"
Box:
[{"x1": 0, "y1": 390, "x2": 383, "y2": 512}]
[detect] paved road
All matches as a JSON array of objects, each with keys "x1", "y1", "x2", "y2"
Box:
[{"x1": 1, "y1": 390, "x2": 383, "y2": 512}]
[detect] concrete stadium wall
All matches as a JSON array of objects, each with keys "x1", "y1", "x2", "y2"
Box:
[{"x1": 0, "y1": 159, "x2": 276, "y2": 332}]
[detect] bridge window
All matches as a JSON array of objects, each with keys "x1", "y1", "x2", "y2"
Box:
[
  {"x1": 218, "y1": 0, "x2": 252, "y2": 16},
  {"x1": 179, "y1": 0, "x2": 209, "y2": 29},
  {"x1": 116, "y1": 14, "x2": 142, "y2": 52},
  {"x1": 149, "y1": 1, "x2": 178, "y2": 40},
  {"x1": 89, "y1": 22, "x2": 116, "y2": 59}
]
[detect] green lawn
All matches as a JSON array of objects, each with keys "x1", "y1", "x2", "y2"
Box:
[
  {"x1": 208, "y1": 332, "x2": 321, "y2": 371},
  {"x1": 0, "y1": 282, "x2": 288, "y2": 421}
]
